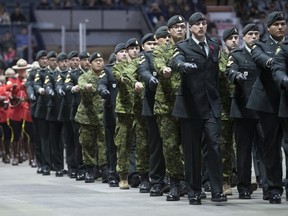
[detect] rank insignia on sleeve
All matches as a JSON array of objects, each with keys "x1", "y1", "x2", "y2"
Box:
[{"x1": 99, "y1": 73, "x2": 105, "y2": 78}]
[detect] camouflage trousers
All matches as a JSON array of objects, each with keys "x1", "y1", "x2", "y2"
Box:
[
  {"x1": 78, "y1": 123, "x2": 107, "y2": 167},
  {"x1": 156, "y1": 114, "x2": 184, "y2": 179},
  {"x1": 115, "y1": 113, "x2": 149, "y2": 174},
  {"x1": 134, "y1": 115, "x2": 149, "y2": 175},
  {"x1": 220, "y1": 119, "x2": 235, "y2": 182}
]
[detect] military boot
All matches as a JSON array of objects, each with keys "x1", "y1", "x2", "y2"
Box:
[
  {"x1": 119, "y1": 173, "x2": 130, "y2": 189},
  {"x1": 166, "y1": 177, "x2": 180, "y2": 201},
  {"x1": 139, "y1": 173, "x2": 150, "y2": 193},
  {"x1": 85, "y1": 166, "x2": 96, "y2": 183}
]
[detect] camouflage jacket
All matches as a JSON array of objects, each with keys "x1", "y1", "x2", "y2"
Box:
[
  {"x1": 113, "y1": 58, "x2": 143, "y2": 115},
  {"x1": 74, "y1": 69, "x2": 103, "y2": 125},
  {"x1": 153, "y1": 41, "x2": 180, "y2": 115},
  {"x1": 219, "y1": 50, "x2": 234, "y2": 120}
]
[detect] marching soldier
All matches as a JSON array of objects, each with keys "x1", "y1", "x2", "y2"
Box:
[
  {"x1": 153, "y1": 15, "x2": 186, "y2": 201},
  {"x1": 225, "y1": 24, "x2": 264, "y2": 199},
  {"x1": 247, "y1": 11, "x2": 287, "y2": 204},
  {"x1": 75, "y1": 52, "x2": 107, "y2": 183},
  {"x1": 171, "y1": 12, "x2": 227, "y2": 205}
]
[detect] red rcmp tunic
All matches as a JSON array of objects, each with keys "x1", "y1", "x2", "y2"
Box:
[{"x1": 6, "y1": 77, "x2": 28, "y2": 122}]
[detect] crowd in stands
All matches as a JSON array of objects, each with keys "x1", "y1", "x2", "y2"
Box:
[{"x1": 1, "y1": 0, "x2": 288, "y2": 74}]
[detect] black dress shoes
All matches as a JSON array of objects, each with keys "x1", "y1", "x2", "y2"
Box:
[
  {"x1": 203, "y1": 181, "x2": 211, "y2": 192},
  {"x1": 109, "y1": 179, "x2": 119, "y2": 187},
  {"x1": 139, "y1": 180, "x2": 150, "y2": 193},
  {"x1": 239, "y1": 191, "x2": 251, "y2": 199},
  {"x1": 85, "y1": 172, "x2": 95, "y2": 183},
  {"x1": 56, "y1": 170, "x2": 64, "y2": 177},
  {"x1": 166, "y1": 186, "x2": 180, "y2": 201},
  {"x1": 37, "y1": 167, "x2": 43, "y2": 174},
  {"x1": 189, "y1": 195, "x2": 202, "y2": 205},
  {"x1": 200, "y1": 191, "x2": 207, "y2": 199},
  {"x1": 76, "y1": 173, "x2": 85, "y2": 181},
  {"x1": 69, "y1": 171, "x2": 77, "y2": 179},
  {"x1": 150, "y1": 184, "x2": 163, "y2": 196},
  {"x1": 211, "y1": 193, "x2": 227, "y2": 202},
  {"x1": 269, "y1": 194, "x2": 281, "y2": 204},
  {"x1": 42, "y1": 169, "x2": 51, "y2": 176}
]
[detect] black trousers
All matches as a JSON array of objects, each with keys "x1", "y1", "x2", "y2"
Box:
[
  {"x1": 38, "y1": 118, "x2": 51, "y2": 170},
  {"x1": 234, "y1": 118, "x2": 264, "y2": 191},
  {"x1": 64, "y1": 120, "x2": 77, "y2": 170},
  {"x1": 31, "y1": 117, "x2": 42, "y2": 167},
  {"x1": 181, "y1": 111, "x2": 223, "y2": 196},
  {"x1": 258, "y1": 112, "x2": 283, "y2": 195},
  {"x1": 146, "y1": 116, "x2": 165, "y2": 186},
  {"x1": 49, "y1": 121, "x2": 63, "y2": 170},
  {"x1": 281, "y1": 118, "x2": 288, "y2": 179}
]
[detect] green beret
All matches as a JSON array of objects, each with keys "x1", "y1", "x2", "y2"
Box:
[
  {"x1": 89, "y1": 52, "x2": 103, "y2": 63},
  {"x1": 36, "y1": 50, "x2": 48, "y2": 60},
  {"x1": 57, "y1": 52, "x2": 68, "y2": 62},
  {"x1": 222, "y1": 27, "x2": 239, "y2": 41},
  {"x1": 108, "y1": 53, "x2": 116, "y2": 64},
  {"x1": 155, "y1": 26, "x2": 169, "y2": 38},
  {"x1": 242, "y1": 23, "x2": 259, "y2": 35},
  {"x1": 79, "y1": 51, "x2": 90, "y2": 60},
  {"x1": 67, "y1": 51, "x2": 79, "y2": 60},
  {"x1": 266, "y1": 11, "x2": 285, "y2": 27},
  {"x1": 189, "y1": 12, "x2": 206, "y2": 26},
  {"x1": 125, "y1": 38, "x2": 140, "y2": 48},
  {"x1": 141, "y1": 33, "x2": 155, "y2": 45},
  {"x1": 167, "y1": 15, "x2": 186, "y2": 28},
  {"x1": 114, "y1": 43, "x2": 126, "y2": 54},
  {"x1": 47, "y1": 51, "x2": 57, "y2": 59}
]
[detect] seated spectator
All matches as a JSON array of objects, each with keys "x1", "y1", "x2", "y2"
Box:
[
  {"x1": 1, "y1": 31, "x2": 16, "y2": 54},
  {"x1": 147, "y1": 2, "x2": 165, "y2": 27},
  {"x1": 37, "y1": 0, "x2": 52, "y2": 9},
  {"x1": 3, "y1": 45, "x2": 16, "y2": 68},
  {"x1": 10, "y1": 4, "x2": 27, "y2": 24},
  {"x1": 0, "y1": 4, "x2": 11, "y2": 24},
  {"x1": 15, "y1": 26, "x2": 36, "y2": 59}
]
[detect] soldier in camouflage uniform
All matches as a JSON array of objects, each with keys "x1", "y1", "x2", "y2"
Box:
[
  {"x1": 219, "y1": 27, "x2": 239, "y2": 195},
  {"x1": 112, "y1": 39, "x2": 147, "y2": 190},
  {"x1": 75, "y1": 52, "x2": 107, "y2": 183},
  {"x1": 153, "y1": 15, "x2": 186, "y2": 201}
]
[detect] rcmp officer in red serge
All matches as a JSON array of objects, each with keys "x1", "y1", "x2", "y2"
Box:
[
  {"x1": 7, "y1": 59, "x2": 31, "y2": 165},
  {"x1": 171, "y1": 12, "x2": 227, "y2": 205}
]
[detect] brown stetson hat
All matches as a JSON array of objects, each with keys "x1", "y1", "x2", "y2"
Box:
[{"x1": 12, "y1": 58, "x2": 31, "y2": 70}]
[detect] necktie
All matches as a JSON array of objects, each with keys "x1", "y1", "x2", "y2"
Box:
[{"x1": 199, "y1": 42, "x2": 207, "y2": 57}]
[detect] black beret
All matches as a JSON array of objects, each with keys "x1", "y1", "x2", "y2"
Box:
[
  {"x1": 36, "y1": 50, "x2": 48, "y2": 60},
  {"x1": 47, "y1": 51, "x2": 57, "y2": 59},
  {"x1": 167, "y1": 15, "x2": 185, "y2": 28},
  {"x1": 189, "y1": 12, "x2": 206, "y2": 26},
  {"x1": 125, "y1": 38, "x2": 140, "y2": 48},
  {"x1": 108, "y1": 53, "x2": 116, "y2": 64},
  {"x1": 242, "y1": 23, "x2": 259, "y2": 35},
  {"x1": 56, "y1": 52, "x2": 68, "y2": 62},
  {"x1": 67, "y1": 51, "x2": 79, "y2": 60},
  {"x1": 266, "y1": 11, "x2": 285, "y2": 27},
  {"x1": 141, "y1": 33, "x2": 155, "y2": 45},
  {"x1": 222, "y1": 27, "x2": 239, "y2": 41},
  {"x1": 155, "y1": 26, "x2": 169, "y2": 38},
  {"x1": 79, "y1": 51, "x2": 90, "y2": 60},
  {"x1": 89, "y1": 52, "x2": 103, "y2": 63},
  {"x1": 114, "y1": 43, "x2": 126, "y2": 54}
]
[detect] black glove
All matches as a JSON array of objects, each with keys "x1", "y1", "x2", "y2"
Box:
[
  {"x1": 58, "y1": 88, "x2": 66, "y2": 96},
  {"x1": 149, "y1": 76, "x2": 158, "y2": 91},
  {"x1": 100, "y1": 89, "x2": 110, "y2": 99},
  {"x1": 183, "y1": 62, "x2": 197, "y2": 73},
  {"x1": 282, "y1": 76, "x2": 288, "y2": 89},
  {"x1": 29, "y1": 94, "x2": 36, "y2": 101},
  {"x1": 235, "y1": 72, "x2": 247, "y2": 83},
  {"x1": 266, "y1": 58, "x2": 274, "y2": 68}
]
